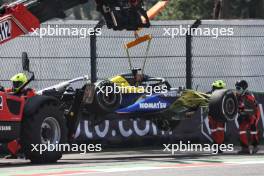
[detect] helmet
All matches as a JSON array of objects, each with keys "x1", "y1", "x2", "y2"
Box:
[
  {"x1": 10, "y1": 73, "x2": 28, "y2": 93},
  {"x1": 235, "y1": 80, "x2": 248, "y2": 93},
  {"x1": 211, "y1": 80, "x2": 226, "y2": 90}
]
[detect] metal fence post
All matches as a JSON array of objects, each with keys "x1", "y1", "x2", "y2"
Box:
[
  {"x1": 186, "y1": 19, "x2": 201, "y2": 89},
  {"x1": 90, "y1": 19, "x2": 105, "y2": 83},
  {"x1": 90, "y1": 32, "x2": 97, "y2": 83}
]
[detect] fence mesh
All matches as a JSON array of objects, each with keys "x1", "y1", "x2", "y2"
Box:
[
  {"x1": 96, "y1": 23, "x2": 187, "y2": 87},
  {"x1": 0, "y1": 20, "x2": 263, "y2": 92},
  {"x1": 192, "y1": 22, "x2": 264, "y2": 91},
  {"x1": 0, "y1": 22, "x2": 93, "y2": 90}
]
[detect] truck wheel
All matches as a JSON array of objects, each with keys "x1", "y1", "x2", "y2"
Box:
[
  {"x1": 92, "y1": 80, "x2": 122, "y2": 113},
  {"x1": 21, "y1": 103, "x2": 67, "y2": 164},
  {"x1": 209, "y1": 89, "x2": 238, "y2": 122}
]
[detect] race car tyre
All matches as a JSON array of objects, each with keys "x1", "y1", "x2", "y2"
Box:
[
  {"x1": 92, "y1": 80, "x2": 122, "y2": 113},
  {"x1": 209, "y1": 89, "x2": 238, "y2": 122},
  {"x1": 21, "y1": 103, "x2": 67, "y2": 164}
]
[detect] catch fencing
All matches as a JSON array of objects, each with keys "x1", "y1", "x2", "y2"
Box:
[{"x1": 0, "y1": 20, "x2": 263, "y2": 92}]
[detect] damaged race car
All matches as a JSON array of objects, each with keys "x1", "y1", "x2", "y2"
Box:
[
  {"x1": 82, "y1": 69, "x2": 239, "y2": 131},
  {"x1": 38, "y1": 34, "x2": 239, "y2": 132},
  {"x1": 75, "y1": 34, "x2": 239, "y2": 130},
  {"x1": 37, "y1": 38, "x2": 239, "y2": 132},
  {"x1": 38, "y1": 61, "x2": 238, "y2": 133}
]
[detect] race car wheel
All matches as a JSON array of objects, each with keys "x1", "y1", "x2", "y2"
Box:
[
  {"x1": 21, "y1": 103, "x2": 67, "y2": 164},
  {"x1": 92, "y1": 80, "x2": 122, "y2": 113},
  {"x1": 209, "y1": 89, "x2": 238, "y2": 122}
]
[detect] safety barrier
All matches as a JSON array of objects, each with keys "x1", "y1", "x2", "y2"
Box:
[
  {"x1": 74, "y1": 92, "x2": 264, "y2": 147},
  {"x1": 0, "y1": 93, "x2": 263, "y2": 154}
]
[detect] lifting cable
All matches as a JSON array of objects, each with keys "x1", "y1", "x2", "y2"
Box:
[{"x1": 124, "y1": 33, "x2": 152, "y2": 73}]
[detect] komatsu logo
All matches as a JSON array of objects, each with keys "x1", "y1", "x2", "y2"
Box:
[
  {"x1": 0, "y1": 96, "x2": 3, "y2": 110},
  {"x1": 0, "y1": 126, "x2": 11, "y2": 131},
  {"x1": 0, "y1": 20, "x2": 11, "y2": 42},
  {"x1": 139, "y1": 101, "x2": 167, "y2": 109}
]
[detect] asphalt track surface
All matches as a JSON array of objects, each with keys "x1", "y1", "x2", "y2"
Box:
[{"x1": 0, "y1": 148, "x2": 264, "y2": 176}]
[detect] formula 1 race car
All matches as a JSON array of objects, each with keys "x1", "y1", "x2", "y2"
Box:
[
  {"x1": 38, "y1": 64, "x2": 239, "y2": 131},
  {"x1": 87, "y1": 72, "x2": 238, "y2": 130},
  {"x1": 80, "y1": 34, "x2": 238, "y2": 130},
  {"x1": 36, "y1": 33, "x2": 239, "y2": 132}
]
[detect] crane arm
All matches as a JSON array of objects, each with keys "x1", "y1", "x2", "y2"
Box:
[
  {"x1": 0, "y1": 0, "x2": 169, "y2": 45},
  {"x1": 0, "y1": 0, "x2": 89, "y2": 45}
]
